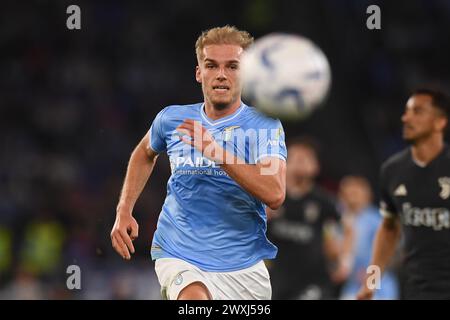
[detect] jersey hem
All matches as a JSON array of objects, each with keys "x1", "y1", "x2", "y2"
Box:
[{"x1": 151, "y1": 249, "x2": 276, "y2": 272}]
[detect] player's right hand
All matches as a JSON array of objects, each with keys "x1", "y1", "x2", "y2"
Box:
[
  {"x1": 356, "y1": 284, "x2": 375, "y2": 300},
  {"x1": 110, "y1": 212, "x2": 139, "y2": 260}
]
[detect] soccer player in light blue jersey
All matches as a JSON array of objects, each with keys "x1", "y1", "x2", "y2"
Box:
[
  {"x1": 337, "y1": 176, "x2": 399, "y2": 300},
  {"x1": 111, "y1": 26, "x2": 287, "y2": 300}
]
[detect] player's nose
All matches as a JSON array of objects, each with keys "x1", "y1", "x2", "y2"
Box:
[
  {"x1": 216, "y1": 67, "x2": 227, "y2": 80},
  {"x1": 401, "y1": 112, "x2": 410, "y2": 123}
]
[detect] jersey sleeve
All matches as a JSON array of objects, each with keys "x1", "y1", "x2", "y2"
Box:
[
  {"x1": 255, "y1": 118, "x2": 287, "y2": 163},
  {"x1": 148, "y1": 107, "x2": 169, "y2": 153},
  {"x1": 379, "y1": 163, "x2": 398, "y2": 218}
]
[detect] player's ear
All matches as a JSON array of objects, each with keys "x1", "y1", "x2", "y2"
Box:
[
  {"x1": 195, "y1": 66, "x2": 202, "y2": 83},
  {"x1": 435, "y1": 116, "x2": 447, "y2": 132}
]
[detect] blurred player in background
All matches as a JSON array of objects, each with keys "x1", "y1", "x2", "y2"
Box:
[
  {"x1": 110, "y1": 26, "x2": 287, "y2": 300},
  {"x1": 337, "y1": 175, "x2": 399, "y2": 300},
  {"x1": 357, "y1": 88, "x2": 450, "y2": 300},
  {"x1": 267, "y1": 137, "x2": 345, "y2": 299}
]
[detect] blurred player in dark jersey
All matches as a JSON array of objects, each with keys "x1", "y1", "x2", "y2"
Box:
[
  {"x1": 267, "y1": 137, "x2": 345, "y2": 299},
  {"x1": 357, "y1": 88, "x2": 450, "y2": 300}
]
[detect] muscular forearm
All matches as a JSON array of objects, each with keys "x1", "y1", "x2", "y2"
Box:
[
  {"x1": 111, "y1": 136, "x2": 157, "y2": 260},
  {"x1": 221, "y1": 156, "x2": 286, "y2": 210},
  {"x1": 117, "y1": 141, "x2": 158, "y2": 215},
  {"x1": 175, "y1": 119, "x2": 286, "y2": 209},
  {"x1": 369, "y1": 218, "x2": 401, "y2": 275}
]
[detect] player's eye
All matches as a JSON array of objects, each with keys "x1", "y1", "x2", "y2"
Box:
[{"x1": 206, "y1": 64, "x2": 216, "y2": 69}]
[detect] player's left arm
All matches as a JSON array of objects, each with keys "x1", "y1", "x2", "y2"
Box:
[{"x1": 176, "y1": 119, "x2": 286, "y2": 209}]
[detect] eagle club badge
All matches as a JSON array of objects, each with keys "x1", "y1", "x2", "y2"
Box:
[
  {"x1": 438, "y1": 177, "x2": 450, "y2": 200},
  {"x1": 222, "y1": 126, "x2": 240, "y2": 142}
]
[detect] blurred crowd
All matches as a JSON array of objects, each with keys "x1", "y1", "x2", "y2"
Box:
[{"x1": 1, "y1": 0, "x2": 450, "y2": 299}]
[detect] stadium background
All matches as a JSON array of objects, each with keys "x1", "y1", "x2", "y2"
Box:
[{"x1": 0, "y1": 0, "x2": 449, "y2": 299}]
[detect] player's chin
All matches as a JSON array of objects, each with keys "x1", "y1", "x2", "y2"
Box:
[
  {"x1": 210, "y1": 90, "x2": 231, "y2": 99},
  {"x1": 403, "y1": 127, "x2": 413, "y2": 138},
  {"x1": 402, "y1": 132, "x2": 417, "y2": 144},
  {"x1": 210, "y1": 96, "x2": 232, "y2": 108}
]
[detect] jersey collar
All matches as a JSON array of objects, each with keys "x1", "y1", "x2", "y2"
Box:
[
  {"x1": 200, "y1": 102, "x2": 246, "y2": 126},
  {"x1": 410, "y1": 144, "x2": 449, "y2": 168}
]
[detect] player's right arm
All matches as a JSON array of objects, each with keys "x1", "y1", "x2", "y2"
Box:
[
  {"x1": 111, "y1": 134, "x2": 159, "y2": 260},
  {"x1": 356, "y1": 215, "x2": 401, "y2": 300}
]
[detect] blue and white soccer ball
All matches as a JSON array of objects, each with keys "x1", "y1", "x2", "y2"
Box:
[{"x1": 241, "y1": 33, "x2": 331, "y2": 120}]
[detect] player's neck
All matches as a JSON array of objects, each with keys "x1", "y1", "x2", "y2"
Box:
[
  {"x1": 204, "y1": 100, "x2": 242, "y2": 121},
  {"x1": 411, "y1": 135, "x2": 444, "y2": 166}
]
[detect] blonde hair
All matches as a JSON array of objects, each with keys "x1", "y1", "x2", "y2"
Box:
[{"x1": 195, "y1": 25, "x2": 254, "y2": 62}]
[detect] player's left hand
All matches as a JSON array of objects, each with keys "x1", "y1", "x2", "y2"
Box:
[{"x1": 176, "y1": 119, "x2": 224, "y2": 162}]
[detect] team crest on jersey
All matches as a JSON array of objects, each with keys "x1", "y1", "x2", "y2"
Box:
[
  {"x1": 222, "y1": 126, "x2": 240, "y2": 141},
  {"x1": 438, "y1": 177, "x2": 450, "y2": 200},
  {"x1": 394, "y1": 184, "x2": 407, "y2": 197}
]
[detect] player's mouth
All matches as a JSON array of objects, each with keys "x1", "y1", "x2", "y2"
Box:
[
  {"x1": 212, "y1": 85, "x2": 230, "y2": 93},
  {"x1": 403, "y1": 125, "x2": 415, "y2": 135},
  {"x1": 403, "y1": 124, "x2": 414, "y2": 131}
]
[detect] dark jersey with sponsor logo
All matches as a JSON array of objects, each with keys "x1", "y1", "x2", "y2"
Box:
[
  {"x1": 268, "y1": 186, "x2": 340, "y2": 299},
  {"x1": 380, "y1": 145, "x2": 450, "y2": 299}
]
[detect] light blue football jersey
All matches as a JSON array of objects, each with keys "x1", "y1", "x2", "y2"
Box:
[{"x1": 149, "y1": 102, "x2": 287, "y2": 272}]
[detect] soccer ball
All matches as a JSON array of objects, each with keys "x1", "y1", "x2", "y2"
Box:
[{"x1": 241, "y1": 33, "x2": 331, "y2": 120}]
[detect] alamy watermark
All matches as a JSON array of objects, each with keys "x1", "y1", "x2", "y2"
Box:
[
  {"x1": 66, "y1": 265, "x2": 81, "y2": 290},
  {"x1": 66, "y1": 5, "x2": 81, "y2": 30},
  {"x1": 366, "y1": 5, "x2": 381, "y2": 30},
  {"x1": 366, "y1": 265, "x2": 381, "y2": 290}
]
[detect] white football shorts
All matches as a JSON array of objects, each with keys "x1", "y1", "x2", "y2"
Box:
[{"x1": 154, "y1": 257, "x2": 271, "y2": 300}]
